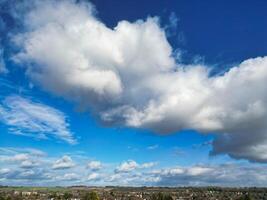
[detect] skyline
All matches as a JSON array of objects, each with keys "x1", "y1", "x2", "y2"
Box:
[{"x1": 1, "y1": 0, "x2": 267, "y2": 187}]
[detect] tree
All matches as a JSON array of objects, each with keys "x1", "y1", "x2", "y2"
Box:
[
  {"x1": 243, "y1": 194, "x2": 253, "y2": 200},
  {"x1": 150, "y1": 193, "x2": 173, "y2": 200},
  {"x1": 83, "y1": 191, "x2": 100, "y2": 200},
  {"x1": 163, "y1": 194, "x2": 173, "y2": 200},
  {"x1": 110, "y1": 191, "x2": 115, "y2": 197},
  {"x1": 151, "y1": 193, "x2": 158, "y2": 200},
  {"x1": 63, "y1": 192, "x2": 73, "y2": 199},
  {"x1": 238, "y1": 194, "x2": 253, "y2": 200}
]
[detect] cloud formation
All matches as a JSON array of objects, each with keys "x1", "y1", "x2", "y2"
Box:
[
  {"x1": 87, "y1": 172, "x2": 100, "y2": 181},
  {"x1": 11, "y1": 0, "x2": 267, "y2": 162},
  {"x1": 0, "y1": 95, "x2": 76, "y2": 144},
  {"x1": 1, "y1": 147, "x2": 267, "y2": 187},
  {"x1": 147, "y1": 145, "x2": 159, "y2": 150},
  {"x1": 87, "y1": 161, "x2": 102, "y2": 171},
  {"x1": 149, "y1": 164, "x2": 267, "y2": 187},
  {"x1": 115, "y1": 160, "x2": 156, "y2": 173},
  {"x1": 115, "y1": 160, "x2": 139, "y2": 173},
  {"x1": 52, "y1": 155, "x2": 75, "y2": 170}
]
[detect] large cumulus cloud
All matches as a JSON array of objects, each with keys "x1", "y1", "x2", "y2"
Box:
[{"x1": 11, "y1": 0, "x2": 267, "y2": 162}]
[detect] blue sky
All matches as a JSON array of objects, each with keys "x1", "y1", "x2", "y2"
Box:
[{"x1": 0, "y1": 0, "x2": 267, "y2": 186}]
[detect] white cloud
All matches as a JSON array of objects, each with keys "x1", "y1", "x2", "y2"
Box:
[
  {"x1": 58, "y1": 173, "x2": 79, "y2": 181},
  {"x1": 0, "y1": 95, "x2": 76, "y2": 144},
  {"x1": 147, "y1": 145, "x2": 159, "y2": 150},
  {"x1": 0, "y1": 148, "x2": 80, "y2": 184},
  {"x1": 0, "y1": 147, "x2": 46, "y2": 157},
  {"x1": 165, "y1": 12, "x2": 179, "y2": 38},
  {"x1": 2, "y1": 147, "x2": 267, "y2": 187},
  {"x1": 13, "y1": 0, "x2": 173, "y2": 110},
  {"x1": 52, "y1": 155, "x2": 75, "y2": 170},
  {"x1": 0, "y1": 168, "x2": 11, "y2": 175},
  {"x1": 148, "y1": 164, "x2": 267, "y2": 187},
  {"x1": 140, "y1": 162, "x2": 157, "y2": 169},
  {"x1": 20, "y1": 160, "x2": 39, "y2": 169},
  {"x1": 186, "y1": 166, "x2": 212, "y2": 176},
  {"x1": 167, "y1": 168, "x2": 184, "y2": 175},
  {"x1": 25, "y1": 148, "x2": 46, "y2": 157},
  {"x1": 87, "y1": 172, "x2": 100, "y2": 181},
  {"x1": 87, "y1": 161, "x2": 102, "y2": 171},
  {"x1": 5, "y1": 153, "x2": 29, "y2": 162},
  {"x1": 115, "y1": 160, "x2": 156, "y2": 173},
  {"x1": 107, "y1": 173, "x2": 122, "y2": 182},
  {"x1": 12, "y1": 0, "x2": 267, "y2": 162},
  {"x1": 0, "y1": 148, "x2": 44, "y2": 169},
  {"x1": 115, "y1": 160, "x2": 138, "y2": 173},
  {"x1": 108, "y1": 163, "x2": 267, "y2": 187}
]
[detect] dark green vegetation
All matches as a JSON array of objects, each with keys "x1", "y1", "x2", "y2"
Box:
[
  {"x1": 150, "y1": 192, "x2": 173, "y2": 200},
  {"x1": 0, "y1": 186, "x2": 266, "y2": 200},
  {"x1": 83, "y1": 191, "x2": 100, "y2": 200}
]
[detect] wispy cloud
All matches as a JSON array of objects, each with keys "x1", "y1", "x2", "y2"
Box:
[
  {"x1": 0, "y1": 147, "x2": 46, "y2": 157},
  {"x1": 0, "y1": 47, "x2": 7, "y2": 74},
  {"x1": 0, "y1": 95, "x2": 77, "y2": 144},
  {"x1": 57, "y1": 173, "x2": 80, "y2": 181},
  {"x1": 147, "y1": 145, "x2": 159, "y2": 150}
]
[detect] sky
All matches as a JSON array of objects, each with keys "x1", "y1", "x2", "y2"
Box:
[{"x1": 0, "y1": 0, "x2": 267, "y2": 187}]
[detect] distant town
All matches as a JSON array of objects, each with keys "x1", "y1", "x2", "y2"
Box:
[{"x1": 0, "y1": 186, "x2": 266, "y2": 200}]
